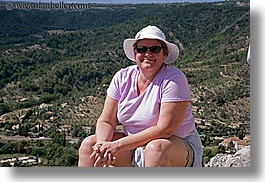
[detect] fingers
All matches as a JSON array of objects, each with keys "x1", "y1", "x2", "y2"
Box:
[
  {"x1": 94, "y1": 155, "x2": 103, "y2": 167},
  {"x1": 103, "y1": 149, "x2": 109, "y2": 159},
  {"x1": 93, "y1": 149, "x2": 116, "y2": 167},
  {"x1": 105, "y1": 152, "x2": 116, "y2": 167},
  {"x1": 94, "y1": 149, "x2": 108, "y2": 167},
  {"x1": 90, "y1": 142, "x2": 116, "y2": 167},
  {"x1": 90, "y1": 144, "x2": 101, "y2": 159},
  {"x1": 91, "y1": 145, "x2": 108, "y2": 167},
  {"x1": 90, "y1": 150, "x2": 97, "y2": 159}
]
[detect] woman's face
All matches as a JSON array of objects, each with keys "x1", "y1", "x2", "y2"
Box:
[{"x1": 134, "y1": 39, "x2": 167, "y2": 74}]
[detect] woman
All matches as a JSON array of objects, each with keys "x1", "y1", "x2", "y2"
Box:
[{"x1": 78, "y1": 25, "x2": 202, "y2": 167}]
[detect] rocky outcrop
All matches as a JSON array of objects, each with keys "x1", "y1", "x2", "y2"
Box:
[{"x1": 205, "y1": 146, "x2": 250, "y2": 167}]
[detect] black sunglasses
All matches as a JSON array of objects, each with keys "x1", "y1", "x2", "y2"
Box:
[{"x1": 135, "y1": 46, "x2": 163, "y2": 53}]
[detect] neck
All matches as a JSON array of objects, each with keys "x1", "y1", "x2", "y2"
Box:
[
  {"x1": 137, "y1": 74, "x2": 151, "y2": 96},
  {"x1": 138, "y1": 74, "x2": 152, "y2": 86},
  {"x1": 138, "y1": 63, "x2": 164, "y2": 82},
  {"x1": 137, "y1": 64, "x2": 163, "y2": 96}
]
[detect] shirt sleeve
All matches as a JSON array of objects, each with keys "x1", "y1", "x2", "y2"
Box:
[
  {"x1": 107, "y1": 70, "x2": 122, "y2": 101},
  {"x1": 161, "y1": 70, "x2": 192, "y2": 103}
]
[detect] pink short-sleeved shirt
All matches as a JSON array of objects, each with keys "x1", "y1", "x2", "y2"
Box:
[{"x1": 107, "y1": 64, "x2": 195, "y2": 138}]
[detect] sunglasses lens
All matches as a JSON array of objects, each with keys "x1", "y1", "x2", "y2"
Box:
[
  {"x1": 136, "y1": 46, "x2": 148, "y2": 53},
  {"x1": 136, "y1": 46, "x2": 162, "y2": 53},
  {"x1": 149, "y1": 46, "x2": 162, "y2": 53}
]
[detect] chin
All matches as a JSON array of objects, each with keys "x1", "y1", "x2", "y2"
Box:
[{"x1": 141, "y1": 62, "x2": 154, "y2": 68}]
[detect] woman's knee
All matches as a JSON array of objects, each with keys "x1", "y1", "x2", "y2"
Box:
[
  {"x1": 144, "y1": 139, "x2": 169, "y2": 166},
  {"x1": 79, "y1": 135, "x2": 96, "y2": 155},
  {"x1": 146, "y1": 137, "x2": 193, "y2": 167},
  {"x1": 145, "y1": 140, "x2": 164, "y2": 153}
]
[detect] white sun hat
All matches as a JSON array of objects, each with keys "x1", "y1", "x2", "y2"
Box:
[{"x1": 123, "y1": 25, "x2": 179, "y2": 64}]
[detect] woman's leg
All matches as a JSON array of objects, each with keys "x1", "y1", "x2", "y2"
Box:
[
  {"x1": 78, "y1": 134, "x2": 96, "y2": 167},
  {"x1": 144, "y1": 136, "x2": 194, "y2": 167},
  {"x1": 78, "y1": 132, "x2": 133, "y2": 167}
]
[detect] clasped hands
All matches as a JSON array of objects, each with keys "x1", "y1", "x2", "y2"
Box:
[{"x1": 90, "y1": 141, "x2": 118, "y2": 167}]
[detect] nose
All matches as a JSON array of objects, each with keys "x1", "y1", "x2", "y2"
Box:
[
  {"x1": 143, "y1": 52, "x2": 155, "y2": 61},
  {"x1": 144, "y1": 49, "x2": 153, "y2": 56}
]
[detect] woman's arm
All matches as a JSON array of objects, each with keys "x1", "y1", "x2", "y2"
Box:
[
  {"x1": 100, "y1": 101, "x2": 189, "y2": 154},
  {"x1": 89, "y1": 96, "x2": 119, "y2": 166},
  {"x1": 95, "y1": 96, "x2": 119, "y2": 143}
]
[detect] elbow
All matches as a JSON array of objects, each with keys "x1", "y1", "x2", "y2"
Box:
[
  {"x1": 96, "y1": 119, "x2": 116, "y2": 129},
  {"x1": 163, "y1": 131, "x2": 175, "y2": 139},
  {"x1": 157, "y1": 127, "x2": 175, "y2": 139}
]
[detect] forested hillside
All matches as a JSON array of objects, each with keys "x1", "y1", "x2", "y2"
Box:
[{"x1": 0, "y1": 0, "x2": 250, "y2": 166}]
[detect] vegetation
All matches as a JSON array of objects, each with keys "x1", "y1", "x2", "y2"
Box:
[{"x1": 0, "y1": 0, "x2": 250, "y2": 166}]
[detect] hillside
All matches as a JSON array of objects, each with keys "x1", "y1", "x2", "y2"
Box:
[{"x1": 0, "y1": 0, "x2": 250, "y2": 166}]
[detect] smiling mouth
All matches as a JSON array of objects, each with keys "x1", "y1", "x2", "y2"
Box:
[{"x1": 142, "y1": 58, "x2": 155, "y2": 62}]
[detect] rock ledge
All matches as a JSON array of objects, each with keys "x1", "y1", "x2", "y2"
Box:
[{"x1": 205, "y1": 146, "x2": 250, "y2": 167}]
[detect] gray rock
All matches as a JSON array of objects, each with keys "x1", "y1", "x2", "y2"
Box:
[{"x1": 205, "y1": 146, "x2": 250, "y2": 167}]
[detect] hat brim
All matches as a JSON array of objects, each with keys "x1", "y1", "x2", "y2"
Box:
[{"x1": 123, "y1": 37, "x2": 179, "y2": 64}]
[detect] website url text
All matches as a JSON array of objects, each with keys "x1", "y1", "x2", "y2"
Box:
[{"x1": 5, "y1": 1, "x2": 92, "y2": 10}]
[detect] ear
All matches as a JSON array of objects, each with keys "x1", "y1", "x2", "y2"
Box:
[
  {"x1": 163, "y1": 50, "x2": 168, "y2": 57},
  {"x1": 134, "y1": 48, "x2": 138, "y2": 56}
]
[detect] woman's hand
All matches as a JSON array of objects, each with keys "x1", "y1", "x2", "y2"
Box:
[{"x1": 90, "y1": 142, "x2": 118, "y2": 167}]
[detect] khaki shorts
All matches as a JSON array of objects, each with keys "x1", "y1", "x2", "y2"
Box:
[{"x1": 132, "y1": 129, "x2": 202, "y2": 167}]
